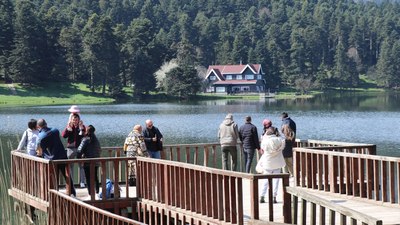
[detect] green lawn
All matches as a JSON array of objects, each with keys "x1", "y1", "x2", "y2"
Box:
[{"x1": 0, "y1": 83, "x2": 115, "y2": 107}]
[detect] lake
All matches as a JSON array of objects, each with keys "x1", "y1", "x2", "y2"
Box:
[{"x1": 1, "y1": 91, "x2": 399, "y2": 159}]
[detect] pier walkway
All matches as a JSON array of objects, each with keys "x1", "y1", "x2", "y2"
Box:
[{"x1": 8, "y1": 140, "x2": 400, "y2": 224}]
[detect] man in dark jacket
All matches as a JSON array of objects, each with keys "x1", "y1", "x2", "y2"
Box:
[
  {"x1": 143, "y1": 119, "x2": 163, "y2": 159},
  {"x1": 239, "y1": 116, "x2": 260, "y2": 173},
  {"x1": 37, "y1": 119, "x2": 76, "y2": 196},
  {"x1": 281, "y1": 112, "x2": 296, "y2": 176}
]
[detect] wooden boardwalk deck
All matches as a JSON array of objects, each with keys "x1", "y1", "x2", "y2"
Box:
[{"x1": 67, "y1": 177, "x2": 399, "y2": 225}]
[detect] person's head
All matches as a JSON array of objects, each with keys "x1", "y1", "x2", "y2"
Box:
[
  {"x1": 262, "y1": 119, "x2": 272, "y2": 128},
  {"x1": 245, "y1": 116, "x2": 252, "y2": 123},
  {"x1": 281, "y1": 112, "x2": 289, "y2": 120},
  {"x1": 225, "y1": 113, "x2": 233, "y2": 120},
  {"x1": 266, "y1": 126, "x2": 278, "y2": 136},
  {"x1": 85, "y1": 125, "x2": 95, "y2": 137},
  {"x1": 70, "y1": 113, "x2": 80, "y2": 126},
  {"x1": 133, "y1": 124, "x2": 142, "y2": 133},
  {"x1": 37, "y1": 119, "x2": 47, "y2": 129},
  {"x1": 28, "y1": 119, "x2": 37, "y2": 130},
  {"x1": 145, "y1": 119, "x2": 153, "y2": 129}
]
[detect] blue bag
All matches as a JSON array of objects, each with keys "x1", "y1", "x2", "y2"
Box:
[{"x1": 98, "y1": 179, "x2": 114, "y2": 199}]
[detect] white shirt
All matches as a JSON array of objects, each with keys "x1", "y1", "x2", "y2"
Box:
[{"x1": 17, "y1": 128, "x2": 39, "y2": 154}]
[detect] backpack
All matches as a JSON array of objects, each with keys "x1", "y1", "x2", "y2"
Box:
[{"x1": 98, "y1": 179, "x2": 114, "y2": 199}]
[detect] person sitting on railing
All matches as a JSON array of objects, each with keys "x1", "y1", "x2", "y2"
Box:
[
  {"x1": 124, "y1": 124, "x2": 149, "y2": 186},
  {"x1": 17, "y1": 119, "x2": 39, "y2": 156},
  {"x1": 77, "y1": 125, "x2": 100, "y2": 196},
  {"x1": 36, "y1": 119, "x2": 76, "y2": 197},
  {"x1": 256, "y1": 126, "x2": 285, "y2": 204}
]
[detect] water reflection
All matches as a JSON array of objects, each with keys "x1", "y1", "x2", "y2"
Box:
[{"x1": 1, "y1": 92, "x2": 399, "y2": 157}]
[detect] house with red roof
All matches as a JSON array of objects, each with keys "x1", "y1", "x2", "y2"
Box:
[{"x1": 204, "y1": 64, "x2": 266, "y2": 94}]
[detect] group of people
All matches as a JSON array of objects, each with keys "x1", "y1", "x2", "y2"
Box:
[
  {"x1": 218, "y1": 112, "x2": 296, "y2": 203},
  {"x1": 123, "y1": 119, "x2": 163, "y2": 186},
  {"x1": 17, "y1": 106, "x2": 100, "y2": 197},
  {"x1": 17, "y1": 105, "x2": 293, "y2": 205}
]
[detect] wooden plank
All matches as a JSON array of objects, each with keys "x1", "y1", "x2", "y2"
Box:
[
  {"x1": 382, "y1": 161, "x2": 387, "y2": 202},
  {"x1": 389, "y1": 161, "x2": 395, "y2": 203}
]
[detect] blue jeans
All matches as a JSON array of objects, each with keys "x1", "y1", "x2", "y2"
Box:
[
  {"x1": 148, "y1": 150, "x2": 161, "y2": 159},
  {"x1": 243, "y1": 149, "x2": 255, "y2": 173}
]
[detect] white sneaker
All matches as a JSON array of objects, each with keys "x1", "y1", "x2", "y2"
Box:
[{"x1": 80, "y1": 182, "x2": 85, "y2": 188}]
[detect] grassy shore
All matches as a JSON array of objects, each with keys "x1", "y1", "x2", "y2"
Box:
[
  {"x1": 0, "y1": 80, "x2": 387, "y2": 108},
  {"x1": 0, "y1": 82, "x2": 115, "y2": 108}
]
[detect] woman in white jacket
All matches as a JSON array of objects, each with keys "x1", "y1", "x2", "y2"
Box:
[
  {"x1": 17, "y1": 119, "x2": 39, "y2": 156},
  {"x1": 257, "y1": 126, "x2": 285, "y2": 203}
]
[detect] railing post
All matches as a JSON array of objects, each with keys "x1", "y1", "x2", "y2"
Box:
[
  {"x1": 329, "y1": 154, "x2": 335, "y2": 193},
  {"x1": 283, "y1": 176, "x2": 292, "y2": 224},
  {"x1": 250, "y1": 178, "x2": 259, "y2": 220}
]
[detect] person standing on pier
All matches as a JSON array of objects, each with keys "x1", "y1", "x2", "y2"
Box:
[
  {"x1": 36, "y1": 119, "x2": 76, "y2": 197},
  {"x1": 17, "y1": 119, "x2": 39, "y2": 156},
  {"x1": 124, "y1": 124, "x2": 149, "y2": 186},
  {"x1": 143, "y1": 119, "x2": 163, "y2": 159},
  {"x1": 257, "y1": 126, "x2": 285, "y2": 204},
  {"x1": 239, "y1": 116, "x2": 260, "y2": 173},
  {"x1": 77, "y1": 125, "x2": 101, "y2": 195},
  {"x1": 218, "y1": 113, "x2": 240, "y2": 171},
  {"x1": 62, "y1": 111, "x2": 86, "y2": 188},
  {"x1": 281, "y1": 112, "x2": 296, "y2": 177}
]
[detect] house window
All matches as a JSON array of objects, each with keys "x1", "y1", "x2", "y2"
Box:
[
  {"x1": 257, "y1": 75, "x2": 262, "y2": 80},
  {"x1": 236, "y1": 75, "x2": 243, "y2": 80},
  {"x1": 226, "y1": 75, "x2": 232, "y2": 80},
  {"x1": 210, "y1": 76, "x2": 216, "y2": 80},
  {"x1": 245, "y1": 75, "x2": 254, "y2": 80},
  {"x1": 216, "y1": 87, "x2": 225, "y2": 93}
]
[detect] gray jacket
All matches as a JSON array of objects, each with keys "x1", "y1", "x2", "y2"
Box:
[{"x1": 218, "y1": 118, "x2": 239, "y2": 146}]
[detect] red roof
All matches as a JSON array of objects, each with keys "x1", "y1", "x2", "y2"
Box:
[
  {"x1": 213, "y1": 80, "x2": 257, "y2": 85},
  {"x1": 206, "y1": 64, "x2": 262, "y2": 80}
]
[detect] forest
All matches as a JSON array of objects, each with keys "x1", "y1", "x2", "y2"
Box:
[{"x1": 1, "y1": 0, "x2": 400, "y2": 98}]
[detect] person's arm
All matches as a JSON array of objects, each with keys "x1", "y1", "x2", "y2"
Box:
[
  {"x1": 253, "y1": 127, "x2": 260, "y2": 150},
  {"x1": 77, "y1": 137, "x2": 89, "y2": 157},
  {"x1": 17, "y1": 130, "x2": 28, "y2": 151}
]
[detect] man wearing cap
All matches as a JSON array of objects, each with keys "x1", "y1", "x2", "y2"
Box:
[
  {"x1": 36, "y1": 119, "x2": 76, "y2": 197},
  {"x1": 239, "y1": 116, "x2": 260, "y2": 173},
  {"x1": 218, "y1": 113, "x2": 240, "y2": 171}
]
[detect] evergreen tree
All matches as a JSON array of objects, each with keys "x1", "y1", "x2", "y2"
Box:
[
  {"x1": 10, "y1": 0, "x2": 48, "y2": 84},
  {"x1": 0, "y1": 0, "x2": 14, "y2": 82}
]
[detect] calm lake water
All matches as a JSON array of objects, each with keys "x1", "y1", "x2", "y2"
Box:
[{"x1": 1, "y1": 92, "x2": 399, "y2": 159}]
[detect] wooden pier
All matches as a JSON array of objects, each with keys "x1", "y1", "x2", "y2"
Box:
[{"x1": 8, "y1": 140, "x2": 400, "y2": 224}]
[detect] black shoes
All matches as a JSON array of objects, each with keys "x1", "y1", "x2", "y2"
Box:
[
  {"x1": 260, "y1": 196, "x2": 277, "y2": 204},
  {"x1": 129, "y1": 177, "x2": 136, "y2": 186}
]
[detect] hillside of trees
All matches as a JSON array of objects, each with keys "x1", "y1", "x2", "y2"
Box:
[{"x1": 1, "y1": 0, "x2": 400, "y2": 98}]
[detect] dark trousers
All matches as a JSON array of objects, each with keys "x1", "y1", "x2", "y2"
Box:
[
  {"x1": 84, "y1": 164, "x2": 99, "y2": 195},
  {"x1": 58, "y1": 164, "x2": 76, "y2": 196},
  {"x1": 243, "y1": 149, "x2": 255, "y2": 173}
]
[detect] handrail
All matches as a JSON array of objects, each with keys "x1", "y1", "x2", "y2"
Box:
[
  {"x1": 294, "y1": 147, "x2": 400, "y2": 204},
  {"x1": 48, "y1": 190, "x2": 145, "y2": 225},
  {"x1": 287, "y1": 187, "x2": 382, "y2": 225},
  {"x1": 135, "y1": 157, "x2": 291, "y2": 224}
]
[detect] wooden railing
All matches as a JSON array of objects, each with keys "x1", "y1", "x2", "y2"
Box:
[
  {"x1": 294, "y1": 148, "x2": 400, "y2": 204},
  {"x1": 48, "y1": 190, "x2": 144, "y2": 225},
  {"x1": 136, "y1": 157, "x2": 291, "y2": 224},
  {"x1": 287, "y1": 187, "x2": 382, "y2": 225},
  {"x1": 295, "y1": 139, "x2": 377, "y2": 155}
]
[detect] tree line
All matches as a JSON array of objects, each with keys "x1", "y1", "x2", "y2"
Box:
[{"x1": 1, "y1": 0, "x2": 400, "y2": 98}]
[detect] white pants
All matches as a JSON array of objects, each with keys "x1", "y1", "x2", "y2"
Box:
[{"x1": 260, "y1": 168, "x2": 281, "y2": 197}]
